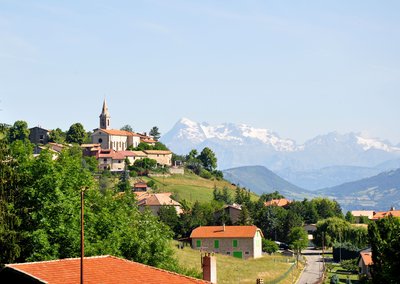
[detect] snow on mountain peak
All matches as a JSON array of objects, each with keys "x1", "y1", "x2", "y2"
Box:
[{"x1": 356, "y1": 135, "x2": 400, "y2": 152}]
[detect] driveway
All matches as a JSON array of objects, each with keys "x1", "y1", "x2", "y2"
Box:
[{"x1": 296, "y1": 248, "x2": 324, "y2": 284}]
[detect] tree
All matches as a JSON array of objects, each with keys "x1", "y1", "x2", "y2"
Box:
[
  {"x1": 0, "y1": 128, "x2": 23, "y2": 265},
  {"x1": 345, "y1": 211, "x2": 355, "y2": 223},
  {"x1": 369, "y1": 216, "x2": 400, "y2": 284},
  {"x1": 49, "y1": 128, "x2": 65, "y2": 143},
  {"x1": 149, "y1": 126, "x2": 161, "y2": 140},
  {"x1": 121, "y1": 124, "x2": 133, "y2": 132},
  {"x1": 237, "y1": 206, "x2": 252, "y2": 225},
  {"x1": 158, "y1": 205, "x2": 179, "y2": 236},
  {"x1": 66, "y1": 123, "x2": 86, "y2": 144},
  {"x1": 262, "y1": 239, "x2": 279, "y2": 254},
  {"x1": 259, "y1": 191, "x2": 284, "y2": 202},
  {"x1": 198, "y1": 147, "x2": 217, "y2": 172},
  {"x1": 288, "y1": 227, "x2": 309, "y2": 266},
  {"x1": 8, "y1": 120, "x2": 30, "y2": 142}
]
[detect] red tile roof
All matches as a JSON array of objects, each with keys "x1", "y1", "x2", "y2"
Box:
[
  {"x1": 360, "y1": 252, "x2": 373, "y2": 266},
  {"x1": 264, "y1": 198, "x2": 291, "y2": 207},
  {"x1": 143, "y1": 150, "x2": 172, "y2": 155},
  {"x1": 3, "y1": 255, "x2": 209, "y2": 284},
  {"x1": 371, "y1": 209, "x2": 400, "y2": 220},
  {"x1": 99, "y1": 129, "x2": 136, "y2": 136},
  {"x1": 190, "y1": 225, "x2": 263, "y2": 239}
]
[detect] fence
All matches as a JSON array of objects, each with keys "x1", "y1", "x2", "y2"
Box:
[{"x1": 264, "y1": 262, "x2": 296, "y2": 284}]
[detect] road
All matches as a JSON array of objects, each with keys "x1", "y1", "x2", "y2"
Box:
[{"x1": 296, "y1": 248, "x2": 324, "y2": 284}]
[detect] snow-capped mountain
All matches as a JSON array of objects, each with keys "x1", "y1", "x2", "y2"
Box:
[
  {"x1": 161, "y1": 117, "x2": 298, "y2": 154},
  {"x1": 161, "y1": 118, "x2": 400, "y2": 189}
]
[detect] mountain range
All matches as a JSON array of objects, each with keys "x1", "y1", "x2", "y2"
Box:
[{"x1": 161, "y1": 118, "x2": 400, "y2": 190}]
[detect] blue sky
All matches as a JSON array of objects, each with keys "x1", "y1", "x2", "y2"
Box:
[{"x1": 1, "y1": 0, "x2": 399, "y2": 144}]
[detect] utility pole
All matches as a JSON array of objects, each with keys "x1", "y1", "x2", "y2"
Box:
[{"x1": 81, "y1": 187, "x2": 85, "y2": 284}]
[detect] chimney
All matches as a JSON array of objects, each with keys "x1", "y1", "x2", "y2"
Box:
[{"x1": 202, "y1": 253, "x2": 217, "y2": 283}]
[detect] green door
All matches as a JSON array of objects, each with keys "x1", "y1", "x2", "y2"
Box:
[{"x1": 233, "y1": 251, "x2": 242, "y2": 259}]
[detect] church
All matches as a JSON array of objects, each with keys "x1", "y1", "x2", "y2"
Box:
[
  {"x1": 91, "y1": 100, "x2": 156, "y2": 151},
  {"x1": 90, "y1": 100, "x2": 172, "y2": 171}
]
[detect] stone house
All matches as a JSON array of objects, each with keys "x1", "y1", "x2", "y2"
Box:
[
  {"x1": 136, "y1": 192, "x2": 183, "y2": 215},
  {"x1": 29, "y1": 126, "x2": 49, "y2": 145},
  {"x1": 214, "y1": 204, "x2": 242, "y2": 224},
  {"x1": 143, "y1": 150, "x2": 172, "y2": 166},
  {"x1": 190, "y1": 225, "x2": 263, "y2": 259}
]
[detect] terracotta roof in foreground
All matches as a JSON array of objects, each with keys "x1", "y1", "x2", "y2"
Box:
[
  {"x1": 190, "y1": 225, "x2": 263, "y2": 239},
  {"x1": 3, "y1": 255, "x2": 210, "y2": 284}
]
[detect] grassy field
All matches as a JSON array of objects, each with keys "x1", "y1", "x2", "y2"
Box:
[
  {"x1": 144, "y1": 172, "x2": 259, "y2": 204},
  {"x1": 172, "y1": 242, "x2": 303, "y2": 284}
]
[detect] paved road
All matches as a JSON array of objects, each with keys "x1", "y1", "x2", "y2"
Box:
[{"x1": 297, "y1": 249, "x2": 324, "y2": 284}]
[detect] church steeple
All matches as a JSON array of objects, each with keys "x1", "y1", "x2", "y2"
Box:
[{"x1": 99, "y1": 99, "x2": 111, "y2": 129}]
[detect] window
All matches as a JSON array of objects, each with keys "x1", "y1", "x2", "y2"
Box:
[
  {"x1": 214, "y1": 240, "x2": 219, "y2": 249},
  {"x1": 103, "y1": 158, "x2": 107, "y2": 162},
  {"x1": 196, "y1": 240, "x2": 201, "y2": 248},
  {"x1": 226, "y1": 252, "x2": 230, "y2": 255},
  {"x1": 233, "y1": 240, "x2": 238, "y2": 248},
  {"x1": 98, "y1": 138, "x2": 103, "y2": 143},
  {"x1": 245, "y1": 251, "x2": 250, "y2": 255}
]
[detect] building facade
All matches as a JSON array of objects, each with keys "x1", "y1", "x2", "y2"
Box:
[{"x1": 190, "y1": 225, "x2": 263, "y2": 259}]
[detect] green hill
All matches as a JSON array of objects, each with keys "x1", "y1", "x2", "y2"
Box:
[
  {"x1": 143, "y1": 172, "x2": 258, "y2": 204},
  {"x1": 223, "y1": 166, "x2": 314, "y2": 200}
]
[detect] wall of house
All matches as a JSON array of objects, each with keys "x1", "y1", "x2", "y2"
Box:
[
  {"x1": 29, "y1": 127, "x2": 49, "y2": 145},
  {"x1": 146, "y1": 153, "x2": 172, "y2": 166},
  {"x1": 191, "y1": 237, "x2": 256, "y2": 259},
  {"x1": 253, "y1": 230, "x2": 263, "y2": 258},
  {"x1": 98, "y1": 157, "x2": 112, "y2": 170},
  {"x1": 109, "y1": 135, "x2": 129, "y2": 151},
  {"x1": 92, "y1": 131, "x2": 110, "y2": 150}
]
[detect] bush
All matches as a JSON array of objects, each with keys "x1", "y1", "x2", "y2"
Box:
[
  {"x1": 199, "y1": 169, "x2": 212, "y2": 179},
  {"x1": 340, "y1": 259, "x2": 358, "y2": 273},
  {"x1": 330, "y1": 274, "x2": 339, "y2": 284},
  {"x1": 262, "y1": 239, "x2": 279, "y2": 254}
]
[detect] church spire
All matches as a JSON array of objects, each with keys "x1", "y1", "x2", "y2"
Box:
[{"x1": 99, "y1": 99, "x2": 111, "y2": 129}]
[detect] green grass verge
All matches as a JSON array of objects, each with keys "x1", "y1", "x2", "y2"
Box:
[{"x1": 324, "y1": 265, "x2": 360, "y2": 283}]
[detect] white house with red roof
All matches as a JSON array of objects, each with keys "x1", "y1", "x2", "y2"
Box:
[
  {"x1": 0, "y1": 255, "x2": 210, "y2": 284},
  {"x1": 190, "y1": 225, "x2": 263, "y2": 259}
]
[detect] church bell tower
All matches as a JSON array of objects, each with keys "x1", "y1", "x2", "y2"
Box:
[{"x1": 99, "y1": 99, "x2": 111, "y2": 130}]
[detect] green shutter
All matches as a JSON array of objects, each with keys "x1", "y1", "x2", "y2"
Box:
[
  {"x1": 196, "y1": 240, "x2": 201, "y2": 247},
  {"x1": 233, "y1": 239, "x2": 238, "y2": 248},
  {"x1": 214, "y1": 240, "x2": 219, "y2": 249},
  {"x1": 233, "y1": 251, "x2": 243, "y2": 259}
]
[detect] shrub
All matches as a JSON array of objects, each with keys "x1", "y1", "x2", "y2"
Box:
[
  {"x1": 330, "y1": 274, "x2": 339, "y2": 284},
  {"x1": 199, "y1": 169, "x2": 212, "y2": 179},
  {"x1": 262, "y1": 239, "x2": 279, "y2": 254}
]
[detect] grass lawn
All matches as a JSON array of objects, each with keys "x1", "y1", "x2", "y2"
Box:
[
  {"x1": 324, "y1": 265, "x2": 360, "y2": 283},
  {"x1": 146, "y1": 173, "x2": 259, "y2": 204},
  {"x1": 172, "y1": 242, "x2": 303, "y2": 284}
]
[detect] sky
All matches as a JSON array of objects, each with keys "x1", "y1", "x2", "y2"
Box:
[{"x1": 1, "y1": 0, "x2": 400, "y2": 145}]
